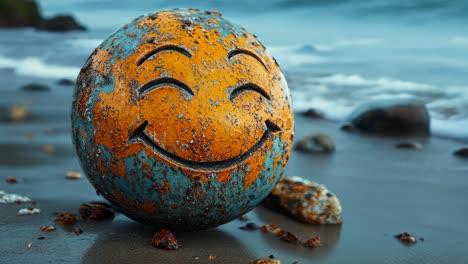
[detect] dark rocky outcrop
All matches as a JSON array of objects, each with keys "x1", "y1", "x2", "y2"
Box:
[
  {"x1": 295, "y1": 134, "x2": 335, "y2": 153},
  {"x1": 347, "y1": 99, "x2": 430, "y2": 136},
  {"x1": 299, "y1": 108, "x2": 324, "y2": 119},
  {"x1": 36, "y1": 15, "x2": 86, "y2": 32},
  {"x1": 0, "y1": 0, "x2": 86, "y2": 32},
  {"x1": 57, "y1": 79, "x2": 75, "y2": 86},
  {"x1": 21, "y1": 83, "x2": 49, "y2": 92},
  {"x1": 454, "y1": 148, "x2": 468, "y2": 158},
  {"x1": 0, "y1": 0, "x2": 41, "y2": 28}
]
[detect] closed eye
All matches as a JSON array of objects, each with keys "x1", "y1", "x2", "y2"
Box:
[
  {"x1": 229, "y1": 83, "x2": 271, "y2": 101},
  {"x1": 139, "y1": 77, "x2": 194, "y2": 97}
]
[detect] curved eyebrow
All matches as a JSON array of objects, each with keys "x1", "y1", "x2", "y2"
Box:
[
  {"x1": 230, "y1": 83, "x2": 271, "y2": 101},
  {"x1": 228, "y1": 48, "x2": 269, "y2": 72},
  {"x1": 137, "y1": 45, "x2": 192, "y2": 66},
  {"x1": 139, "y1": 77, "x2": 194, "y2": 97}
]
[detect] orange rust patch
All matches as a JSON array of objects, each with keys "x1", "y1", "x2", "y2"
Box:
[
  {"x1": 80, "y1": 10, "x2": 293, "y2": 190},
  {"x1": 143, "y1": 199, "x2": 157, "y2": 213}
]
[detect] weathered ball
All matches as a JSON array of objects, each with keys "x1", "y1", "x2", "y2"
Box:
[{"x1": 71, "y1": 9, "x2": 293, "y2": 230}]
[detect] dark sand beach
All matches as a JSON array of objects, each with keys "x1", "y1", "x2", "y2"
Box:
[{"x1": 1, "y1": 82, "x2": 467, "y2": 263}]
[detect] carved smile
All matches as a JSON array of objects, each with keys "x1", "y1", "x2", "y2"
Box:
[{"x1": 128, "y1": 120, "x2": 281, "y2": 171}]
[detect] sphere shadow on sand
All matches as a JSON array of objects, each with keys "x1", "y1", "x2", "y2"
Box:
[{"x1": 81, "y1": 218, "x2": 252, "y2": 264}]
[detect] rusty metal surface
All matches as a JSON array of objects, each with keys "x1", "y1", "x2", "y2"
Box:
[{"x1": 71, "y1": 9, "x2": 294, "y2": 230}]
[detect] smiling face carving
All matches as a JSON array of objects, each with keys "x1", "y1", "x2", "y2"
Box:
[{"x1": 72, "y1": 9, "x2": 293, "y2": 230}]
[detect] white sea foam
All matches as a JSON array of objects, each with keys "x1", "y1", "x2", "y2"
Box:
[
  {"x1": 67, "y1": 38, "x2": 103, "y2": 51},
  {"x1": 316, "y1": 74, "x2": 433, "y2": 90},
  {"x1": 450, "y1": 36, "x2": 468, "y2": 47},
  {"x1": 292, "y1": 73, "x2": 468, "y2": 141},
  {"x1": 0, "y1": 55, "x2": 80, "y2": 79}
]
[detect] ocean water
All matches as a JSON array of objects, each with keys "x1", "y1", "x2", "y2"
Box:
[{"x1": 0, "y1": 0, "x2": 467, "y2": 140}]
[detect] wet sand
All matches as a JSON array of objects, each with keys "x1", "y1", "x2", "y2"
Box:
[{"x1": 1, "y1": 83, "x2": 468, "y2": 263}]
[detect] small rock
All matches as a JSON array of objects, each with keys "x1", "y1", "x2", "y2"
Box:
[
  {"x1": 295, "y1": 134, "x2": 335, "y2": 153},
  {"x1": 454, "y1": 148, "x2": 468, "y2": 158},
  {"x1": 0, "y1": 105, "x2": 30, "y2": 122},
  {"x1": 0, "y1": 191, "x2": 32, "y2": 203},
  {"x1": 304, "y1": 236, "x2": 321, "y2": 248},
  {"x1": 55, "y1": 211, "x2": 77, "y2": 225},
  {"x1": 250, "y1": 259, "x2": 281, "y2": 264},
  {"x1": 27, "y1": 243, "x2": 32, "y2": 249},
  {"x1": 57, "y1": 79, "x2": 75, "y2": 86},
  {"x1": 36, "y1": 15, "x2": 86, "y2": 32},
  {"x1": 208, "y1": 255, "x2": 217, "y2": 261},
  {"x1": 6, "y1": 176, "x2": 18, "y2": 184},
  {"x1": 239, "y1": 222, "x2": 260, "y2": 231},
  {"x1": 300, "y1": 108, "x2": 323, "y2": 119},
  {"x1": 262, "y1": 176, "x2": 342, "y2": 224},
  {"x1": 150, "y1": 229, "x2": 179, "y2": 250},
  {"x1": 37, "y1": 236, "x2": 46, "y2": 240},
  {"x1": 40, "y1": 226, "x2": 56, "y2": 232},
  {"x1": 340, "y1": 124, "x2": 355, "y2": 132},
  {"x1": 79, "y1": 202, "x2": 115, "y2": 220},
  {"x1": 278, "y1": 230, "x2": 301, "y2": 244},
  {"x1": 395, "y1": 142, "x2": 423, "y2": 149},
  {"x1": 73, "y1": 228, "x2": 83, "y2": 236},
  {"x1": 21, "y1": 83, "x2": 49, "y2": 92},
  {"x1": 18, "y1": 208, "x2": 41, "y2": 216},
  {"x1": 65, "y1": 171, "x2": 82, "y2": 180},
  {"x1": 261, "y1": 223, "x2": 321, "y2": 249},
  {"x1": 395, "y1": 232, "x2": 417, "y2": 243},
  {"x1": 347, "y1": 99, "x2": 430, "y2": 136}
]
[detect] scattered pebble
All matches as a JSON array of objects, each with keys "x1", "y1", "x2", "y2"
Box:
[
  {"x1": 40, "y1": 226, "x2": 56, "y2": 232},
  {"x1": 295, "y1": 134, "x2": 336, "y2": 153},
  {"x1": 261, "y1": 223, "x2": 321, "y2": 249},
  {"x1": 0, "y1": 191, "x2": 32, "y2": 203},
  {"x1": 239, "y1": 222, "x2": 260, "y2": 231},
  {"x1": 150, "y1": 229, "x2": 179, "y2": 250},
  {"x1": 65, "y1": 171, "x2": 82, "y2": 180},
  {"x1": 6, "y1": 176, "x2": 18, "y2": 184},
  {"x1": 43, "y1": 145, "x2": 55, "y2": 154},
  {"x1": 262, "y1": 176, "x2": 342, "y2": 224},
  {"x1": 55, "y1": 211, "x2": 77, "y2": 225},
  {"x1": 454, "y1": 148, "x2": 468, "y2": 158},
  {"x1": 395, "y1": 142, "x2": 422, "y2": 149},
  {"x1": 73, "y1": 228, "x2": 83, "y2": 236},
  {"x1": 208, "y1": 255, "x2": 217, "y2": 260},
  {"x1": 395, "y1": 232, "x2": 417, "y2": 243},
  {"x1": 249, "y1": 259, "x2": 281, "y2": 264},
  {"x1": 27, "y1": 243, "x2": 32, "y2": 249},
  {"x1": 17, "y1": 208, "x2": 41, "y2": 216},
  {"x1": 79, "y1": 202, "x2": 115, "y2": 220},
  {"x1": 278, "y1": 230, "x2": 301, "y2": 244},
  {"x1": 37, "y1": 237, "x2": 46, "y2": 240},
  {"x1": 303, "y1": 236, "x2": 321, "y2": 248}
]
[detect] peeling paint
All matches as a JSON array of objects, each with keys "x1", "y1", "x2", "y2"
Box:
[{"x1": 71, "y1": 9, "x2": 294, "y2": 230}]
